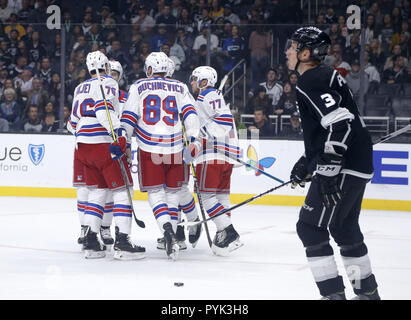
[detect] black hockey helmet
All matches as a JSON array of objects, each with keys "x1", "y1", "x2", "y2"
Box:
[{"x1": 287, "y1": 26, "x2": 331, "y2": 62}]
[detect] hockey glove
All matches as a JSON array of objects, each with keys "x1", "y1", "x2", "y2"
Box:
[
  {"x1": 313, "y1": 153, "x2": 343, "y2": 208},
  {"x1": 183, "y1": 137, "x2": 201, "y2": 164},
  {"x1": 109, "y1": 128, "x2": 127, "y2": 161},
  {"x1": 290, "y1": 156, "x2": 311, "y2": 188}
]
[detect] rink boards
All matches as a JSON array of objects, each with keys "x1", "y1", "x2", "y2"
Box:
[{"x1": 0, "y1": 133, "x2": 410, "y2": 211}]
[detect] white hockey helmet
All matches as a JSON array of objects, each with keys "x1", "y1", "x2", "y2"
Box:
[
  {"x1": 144, "y1": 52, "x2": 169, "y2": 77},
  {"x1": 109, "y1": 60, "x2": 123, "y2": 81},
  {"x1": 86, "y1": 50, "x2": 110, "y2": 75},
  {"x1": 166, "y1": 58, "x2": 175, "y2": 77},
  {"x1": 190, "y1": 66, "x2": 217, "y2": 88}
]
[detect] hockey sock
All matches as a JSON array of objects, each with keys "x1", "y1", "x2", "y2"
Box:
[
  {"x1": 340, "y1": 242, "x2": 378, "y2": 294},
  {"x1": 76, "y1": 186, "x2": 89, "y2": 226},
  {"x1": 216, "y1": 193, "x2": 232, "y2": 217},
  {"x1": 102, "y1": 192, "x2": 114, "y2": 228},
  {"x1": 179, "y1": 185, "x2": 198, "y2": 222},
  {"x1": 166, "y1": 189, "x2": 180, "y2": 233},
  {"x1": 112, "y1": 188, "x2": 133, "y2": 235},
  {"x1": 202, "y1": 193, "x2": 231, "y2": 232},
  {"x1": 305, "y1": 241, "x2": 345, "y2": 296},
  {"x1": 84, "y1": 188, "x2": 108, "y2": 233},
  {"x1": 148, "y1": 188, "x2": 171, "y2": 233}
]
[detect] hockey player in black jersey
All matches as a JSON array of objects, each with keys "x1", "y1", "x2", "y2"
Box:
[{"x1": 285, "y1": 27, "x2": 380, "y2": 300}]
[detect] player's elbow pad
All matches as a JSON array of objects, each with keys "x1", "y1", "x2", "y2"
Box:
[
  {"x1": 183, "y1": 114, "x2": 200, "y2": 139},
  {"x1": 66, "y1": 120, "x2": 76, "y2": 135},
  {"x1": 204, "y1": 122, "x2": 230, "y2": 139},
  {"x1": 321, "y1": 107, "x2": 354, "y2": 129},
  {"x1": 324, "y1": 119, "x2": 353, "y2": 156}
]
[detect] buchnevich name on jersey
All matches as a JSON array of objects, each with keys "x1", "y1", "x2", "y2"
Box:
[{"x1": 137, "y1": 80, "x2": 184, "y2": 95}]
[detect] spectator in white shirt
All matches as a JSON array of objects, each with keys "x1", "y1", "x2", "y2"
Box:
[
  {"x1": 14, "y1": 66, "x2": 33, "y2": 97},
  {"x1": 0, "y1": 0, "x2": 12, "y2": 22},
  {"x1": 7, "y1": 0, "x2": 21, "y2": 14},
  {"x1": 223, "y1": 4, "x2": 240, "y2": 25},
  {"x1": 193, "y1": 26, "x2": 219, "y2": 54},
  {"x1": 131, "y1": 5, "x2": 155, "y2": 36},
  {"x1": 364, "y1": 50, "x2": 381, "y2": 85},
  {"x1": 258, "y1": 68, "x2": 283, "y2": 108}
]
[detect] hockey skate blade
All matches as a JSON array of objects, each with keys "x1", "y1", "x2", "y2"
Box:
[
  {"x1": 177, "y1": 241, "x2": 187, "y2": 250},
  {"x1": 191, "y1": 239, "x2": 200, "y2": 249},
  {"x1": 84, "y1": 250, "x2": 106, "y2": 259},
  {"x1": 212, "y1": 239, "x2": 244, "y2": 257},
  {"x1": 189, "y1": 224, "x2": 202, "y2": 248},
  {"x1": 158, "y1": 241, "x2": 187, "y2": 250},
  {"x1": 168, "y1": 244, "x2": 180, "y2": 261},
  {"x1": 113, "y1": 250, "x2": 146, "y2": 261}
]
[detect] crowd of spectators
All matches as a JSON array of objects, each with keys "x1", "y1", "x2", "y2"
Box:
[{"x1": 0, "y1": 0, "x2": 410, "y2": 139}]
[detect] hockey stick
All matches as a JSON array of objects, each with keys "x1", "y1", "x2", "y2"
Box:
[
  {"x1": 373, "y1": 123, "x2": 411, "y2": 144},
  {"x1": 213, "y1": 146, "x2": 285, "y2": 184},
  {"x1": 94, "y1": 65, "x2": 145, "y2": 229},
  {"x1": 178, "y1": 120, "x2": 411, "y2": 229},
  {"x1": 179, "y1": 179, "x2": 292, "y2": 228},
  {"x1": 218, "y1": 75, "x2": 229, "y2": 91},
  {"x1": 179, "y1": 113, "x2": 213, "y2": 247}
]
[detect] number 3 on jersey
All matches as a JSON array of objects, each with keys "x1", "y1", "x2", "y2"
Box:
[
  {"x1": 320, "y1": 93, "x2": 336, "y2": 108},
  {"x1": 143, "y1": 94, "x2": 178, "y2": 126}
]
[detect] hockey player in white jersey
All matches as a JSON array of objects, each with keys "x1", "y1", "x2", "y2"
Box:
[
  {"x1": 156, "y1": 57, "x2": 202, "y2": 251},
  {"x1": 95, "y1": 60, "x2": 129, "y2": 248},
  {"x1": 189, "y1": 66, "x2": 243, "y2": 256},
  {"x1": 68, "y1": 60, "x2": 127, "y2": 251},
  {"x1": 67, "y1": 51, "x2": 145, "y2": 260},
  {"x1": 121, "y1": 52, "x2": 200, "y2": 259}
]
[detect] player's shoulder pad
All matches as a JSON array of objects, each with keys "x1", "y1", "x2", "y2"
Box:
[
  {"x1": 73, "y1": 78, "x2": 90, "y2": 94},
  {"x1": 298, "y1": 65, "x2": 334, "y2": 90},
  {"x1": 101, "y1": 75, "x2": 118, "y2": 85},
  {"x1": 197, "y1": 88, "x2": 221, "y2": 101},
  {"x1": 133, "y1": 77, "x2": 149, "y2": 86}
]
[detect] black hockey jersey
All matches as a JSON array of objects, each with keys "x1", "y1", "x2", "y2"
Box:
[{"x1": 296, "y1": 65, "x2": 373, "y2": 179}]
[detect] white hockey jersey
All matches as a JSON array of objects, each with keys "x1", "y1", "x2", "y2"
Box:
[
  {"x1": 67, "y1": 75, "x2": 120, "y2": 144},
  {"x1": 195, "y1": 88, "x2": 241, "y2": 164},
  {"x1": 121, "y1": 77, "x2": 199, "y2": 154}
]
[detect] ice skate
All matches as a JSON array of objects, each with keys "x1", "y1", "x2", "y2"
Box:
[
  {"x1": 211, "y1": 224, "x2": 243, "y2": 256},
  {"x1": 188, "y1": 218, "x2": 202, "y2": 248},
  {"x1": 77, "y1": 225, "x2": 87, "y2": 248},
  {"x1": 157, "y1": 229, "x2": 187, "y2": 251},
  {"x1": 163, "y1": 222, "x2": 179, "y2": 260},
  {"x1": 113, "y1": 227, "x2": 145, "y2": 260},
  {"x1": 83, "y1": 226, "x2": 106, "y2": 259},
  {"x1": 157, "y1": 237, "x2": 166, "y2": 250},
  {"x1": 351, "y1": 289, "x2": 380, "y2": 300},
  {"x1": 320, "y1": 292, "x2": 346, "y2": 300},
  {"x1": 175, "y1": 225, "x2": 187, "y2": 250},
  {"x1": 100, "y1": 226, "x2": 114, "y2": 251}
]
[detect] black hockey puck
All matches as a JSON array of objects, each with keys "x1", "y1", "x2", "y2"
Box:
[{"x1": 174, "y1": 282, "x2": 184, "y2": 287}]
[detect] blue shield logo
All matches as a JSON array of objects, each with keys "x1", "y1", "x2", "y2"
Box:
[{"x1": 28, "y1": 144, "x2": 45, "y2": 165}]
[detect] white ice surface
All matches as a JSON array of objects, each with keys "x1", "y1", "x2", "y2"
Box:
[{"x1": 0, "y1": 197, "x2": 410, "y2": 300}]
